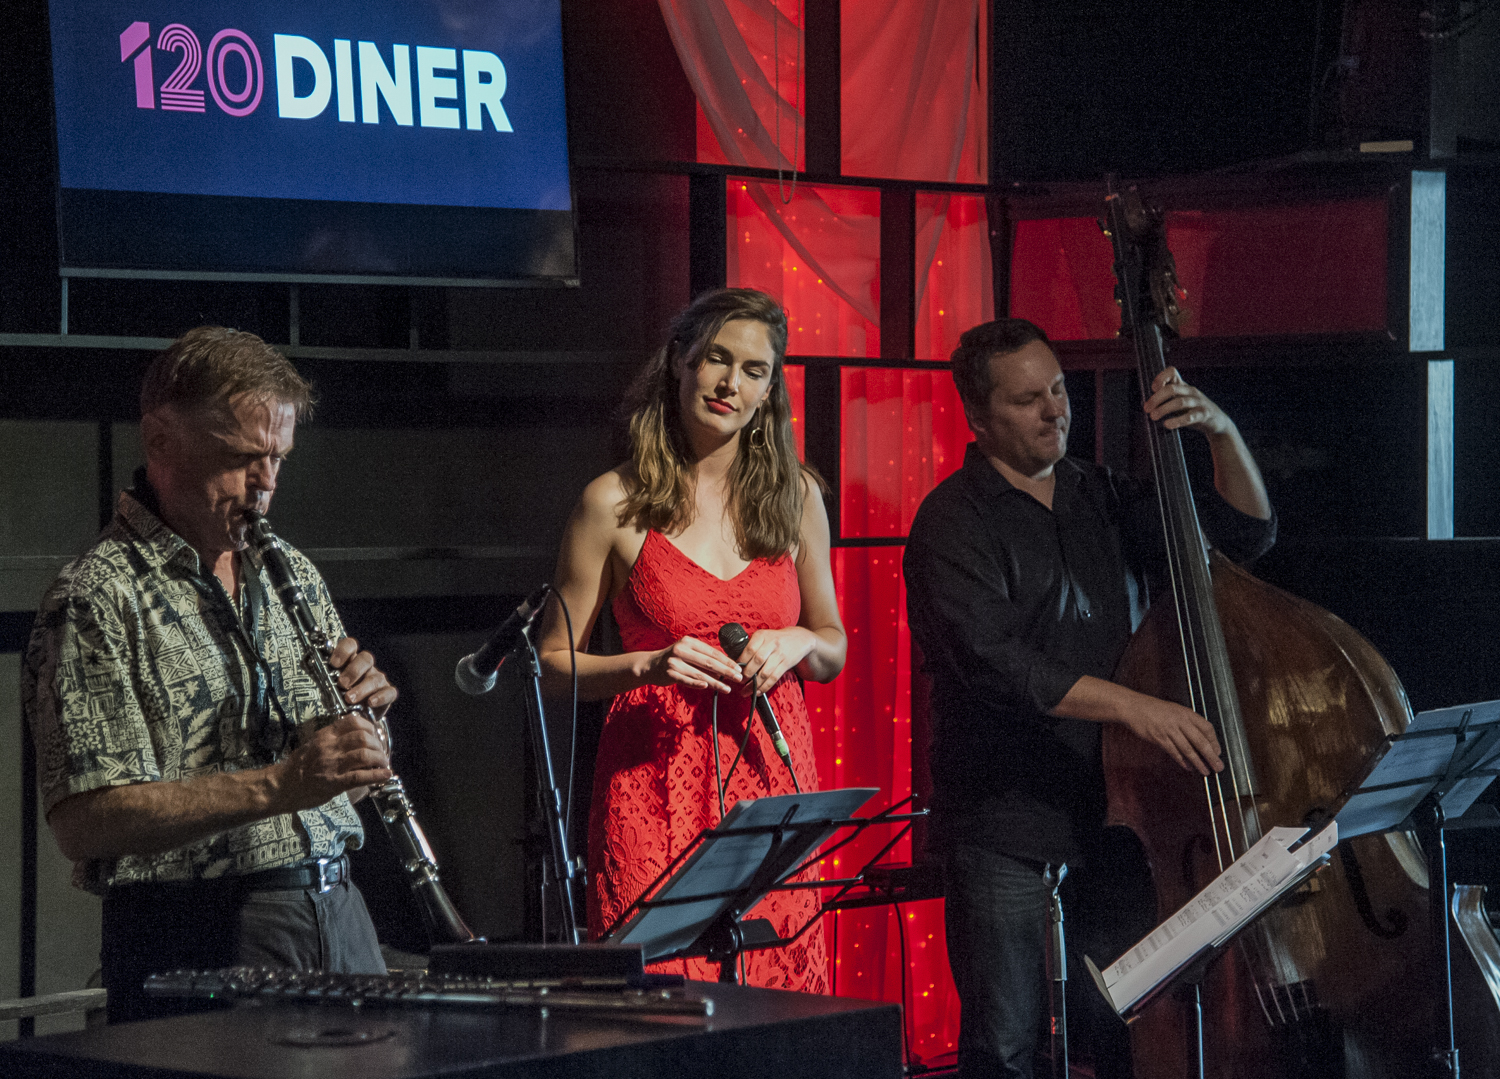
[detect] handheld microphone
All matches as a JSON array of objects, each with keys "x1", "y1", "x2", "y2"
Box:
[
  {"x1": 455, "y1": 583, "x2": 553, "y2": 696},
  {"x1": 718, "y1": 622, "x2": 801, "y2": 792}
]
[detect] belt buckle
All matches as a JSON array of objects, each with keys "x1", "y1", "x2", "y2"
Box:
[{"x1": 315, "y1": 857, "x2": 334, "y2": 894}]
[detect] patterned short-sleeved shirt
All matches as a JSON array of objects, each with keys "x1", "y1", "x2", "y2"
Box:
[{"x1": 23, "y1": 488, "x2": 364, "y2": 893}]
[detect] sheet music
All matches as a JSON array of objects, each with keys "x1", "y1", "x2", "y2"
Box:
[{"x1": 1090, "y1": 824, "x2": 1338, "y2": 1016}]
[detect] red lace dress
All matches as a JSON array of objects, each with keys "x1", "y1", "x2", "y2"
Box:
[{"x1": 586, "y1": 530, "x2": 828, "y2": 992}]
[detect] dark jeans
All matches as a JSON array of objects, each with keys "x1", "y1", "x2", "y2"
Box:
[
  {"x1": 944, "y1": 844, "x2": 1052, "y2": 1079},
  {"x1": 102, "y1": 877, "x2": 386, "y2": 1024},
  {"x1": 943, "y1": 841, "x2": 1144, "y2": 1079}
]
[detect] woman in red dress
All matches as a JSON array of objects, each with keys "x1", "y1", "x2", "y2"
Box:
[{"x1": 537, "y1": 288, "x2": 846, "y2": 991}]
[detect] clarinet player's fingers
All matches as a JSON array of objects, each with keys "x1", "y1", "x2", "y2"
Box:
[
  {"x1": 274, "y1": 715, "x2": 392, "y2": 809},
  {"x1": 328, "y1": 635, "x2": 360, "y2": 670},
  {"x1": 330, "y1": 637, "x2": 399, "y2": 714}
]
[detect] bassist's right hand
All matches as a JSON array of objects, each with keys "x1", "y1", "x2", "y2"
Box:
[{"x1": 1117, "y1": 695, "x2": 1224, "y2": 776}]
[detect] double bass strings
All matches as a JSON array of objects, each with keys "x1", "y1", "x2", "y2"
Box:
[
  {"x1": 1138, "y1": 323, "x2": 1260, "y2": 872},
  {"x1": 1137, "y1": 342, "x2": 1290, "y2": 1023},
  {"x1": 1110, "y1": 189, "x2": 1264, "y2": 873},
  {"x1": 1138, "y1": 335, "x2": 1234, "y2": 872}
]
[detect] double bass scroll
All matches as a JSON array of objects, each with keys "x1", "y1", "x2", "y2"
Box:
[{"x1": 1099, "y1": 182, "x2": 1446, "y2": 1079}]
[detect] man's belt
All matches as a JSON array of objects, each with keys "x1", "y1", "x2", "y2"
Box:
[
  {"x1": 235, "y1": 855, "x2": 349, "y2": 894},
  {"x1": 105, "y1": 855, "x2": 352, "y2": 896}
]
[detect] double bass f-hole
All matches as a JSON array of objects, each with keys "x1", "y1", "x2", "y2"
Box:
[
  {"x1": 1337, "y1": 843, "x2": 1410, "y2": 940},
  {"x1": 1181, "y1": 832, "x2": 1218, "y2": 893}
]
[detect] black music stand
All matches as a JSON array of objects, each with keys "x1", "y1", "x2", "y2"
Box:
[
  {"x1": 1331, "y1": 700, "x2": 1500, "y2": 1079},
  {"x1": 604, "y1": 789, "x2": 912, "y2": 982}
]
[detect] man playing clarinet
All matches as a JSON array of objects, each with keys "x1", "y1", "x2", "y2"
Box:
[{"x1": 24, "y1": 326, "x2": 396, "y2": 1023}]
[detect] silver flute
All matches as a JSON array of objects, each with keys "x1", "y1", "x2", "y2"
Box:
[{"x1": 245, "y1": 510, "x2": 479, "y2": 946}]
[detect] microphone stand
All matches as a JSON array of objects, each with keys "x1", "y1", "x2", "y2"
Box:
[{"x1": 515, "y1": 622, "x2": 582, "y2": 944}]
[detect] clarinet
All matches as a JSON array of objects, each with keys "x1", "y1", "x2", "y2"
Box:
[{"x1": 245, "y1": 511, "x2": 480, "y2": 946}]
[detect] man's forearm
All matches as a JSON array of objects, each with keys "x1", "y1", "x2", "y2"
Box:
[
  {"x1": 47, "y1": 712, "x2": 391, "y2": 863},
  {"x1": 48, "y1": 767, "x2": 285, "y2": 863},
  {"x1": 1050, "y1": 674, "x2": 1146, "y2": 723},
  {"x1": 1206, "y1": 426, "x2": 1271, "y2": 520},
  {"x1": 1050, "y1": 675, "x2": 1224, "y2": 775}
]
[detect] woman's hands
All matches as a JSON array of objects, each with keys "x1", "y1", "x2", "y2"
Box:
[
  {"x1": 637, "y1": 627, "x2": 818, "y2": 697},
  {"x1": 732, "y1": 627, "x2": 820, "y2": 696},
  {"x1": 641, "y1": 636, "x2": 746, "y2": 694}
]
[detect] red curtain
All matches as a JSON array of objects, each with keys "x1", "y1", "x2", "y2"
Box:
[
  {"x1": 803, "y1": 547, "x2": 961, "y2": 1067},
  {"x1": 666, "y1": 0, "x2": 805, "y2": 171},
  {"x1": 1008, "y1": 217, "x2": 1121, "y2": 342},
  {"x1": 840, "y1": 369, "x2": 968, "y2": 537},
  {"x1": 727, "y1": 180, "x2": 881, "y2": 356},
  {"x1": 1165, "y1": 201, "x2": 1388, "y2": 336},
  {"x1": 840, "y1": 0, "x2": 988, "y2": 184},
  {"x1": 785, "y1": 363, "x2": 806, "y2": 459},
  {"x1": 691, "y1": 0, "x2": 989, "y2": 186},
  {"x1": 784, "y1": 370, "x2": 969, "y2": 1066},
  {"x1": 915, "y1": 193, "x2": 994, "y2": 361},
  {"x1": 1010, "y1": 199, "x2": 1390, "y2": 341}
]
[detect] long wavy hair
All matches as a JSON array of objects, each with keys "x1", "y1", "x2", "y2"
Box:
[{"x1": 618, "y1": 288, "x2": 821, "y2": 561}]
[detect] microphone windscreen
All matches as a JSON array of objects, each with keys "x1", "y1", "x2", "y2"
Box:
[
  {"x1": 718, "y1": 622, "x2": 750, "y2": 660},
  {"x1": 454, "y1": 655, "x2": 498, "y2": 697}
]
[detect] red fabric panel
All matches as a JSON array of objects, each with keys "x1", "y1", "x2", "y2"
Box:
[
  {"x1": 840, "y1": 0, "x2": 988, "y2": 183},
  {"x1": 697, "y1": 101, "x2": 731, "y2": 164},
  {"x1": 1010, "y1": 200, "x2": 1390, "y2": 341},
  {"x1": 1167, "y1": 200, "x2": 1388, "y2": 336},
  {"x1": 840, "y1": 368, "x2": 969, "y2": 537},
  {"x1": 803, "y1": 369, "x2": 973, "y2": 1062},
  {"x1": 915, "y1": 193, "x2": 995, "y2": 360},
  {"x1": 1008, "y1": 217, "x2": 1120, "y2": 341},
  {"x1": 727, "y1": 180, "x2": 881, "y2": 356},
  {"x1": 685, "y1": 0, "x2": 805, "y2": 169},
  {"x1": 805, "y1": 545, "x2": 961, "y2": 1067}
]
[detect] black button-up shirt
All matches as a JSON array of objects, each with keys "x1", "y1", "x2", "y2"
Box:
[{"x1": 903, "y1": 443, "x2": 1275, "y2": 865}]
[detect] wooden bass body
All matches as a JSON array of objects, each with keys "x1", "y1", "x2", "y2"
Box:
[{"x1": 1106, "y1": 551, "x2": 1436, "y2": 1079}]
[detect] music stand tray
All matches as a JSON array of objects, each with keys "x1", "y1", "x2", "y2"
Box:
[
  {"x1": 1334, "y1": 699, "x2": 1500, "y2": 840},
  {"x1": 606, "y1": 788, "x2": 879, "y2": 965}
]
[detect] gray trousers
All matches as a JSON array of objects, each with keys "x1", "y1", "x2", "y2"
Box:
[
  {"x1": 102, "y1": 877, "x2": 385, "y2": 1023},
  {"x1": 236, "y1": 881, "x2": 386, "y2": 974}
]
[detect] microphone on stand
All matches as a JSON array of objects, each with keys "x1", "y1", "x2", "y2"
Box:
[
  {"x1": 454, "y1": 583, "x2": 553, "y2": 696},
  {"x1": 718, "y1": 622, "x2": 801, "y2": 792}
]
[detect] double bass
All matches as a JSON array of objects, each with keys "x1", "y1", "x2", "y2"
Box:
[{"x1": 1100, "y1": 184, "x2": 1456, "y2": 1079}]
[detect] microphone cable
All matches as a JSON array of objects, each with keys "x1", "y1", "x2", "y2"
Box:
[
  {"x1": 711, "y1": 694, "x2": 725, "y2": 821},
  {"x1": 719, "y1": 693, "x2": 760, "y2": 808}
]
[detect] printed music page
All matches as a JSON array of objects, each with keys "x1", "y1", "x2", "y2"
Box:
[{"x1": 1087, "y1": 823, "x2": 1339, "y2": 1016}]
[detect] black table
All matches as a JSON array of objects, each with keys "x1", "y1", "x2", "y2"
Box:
[{"x1": 0, "y1": 981, "x2": 902, "y2": 1079}]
